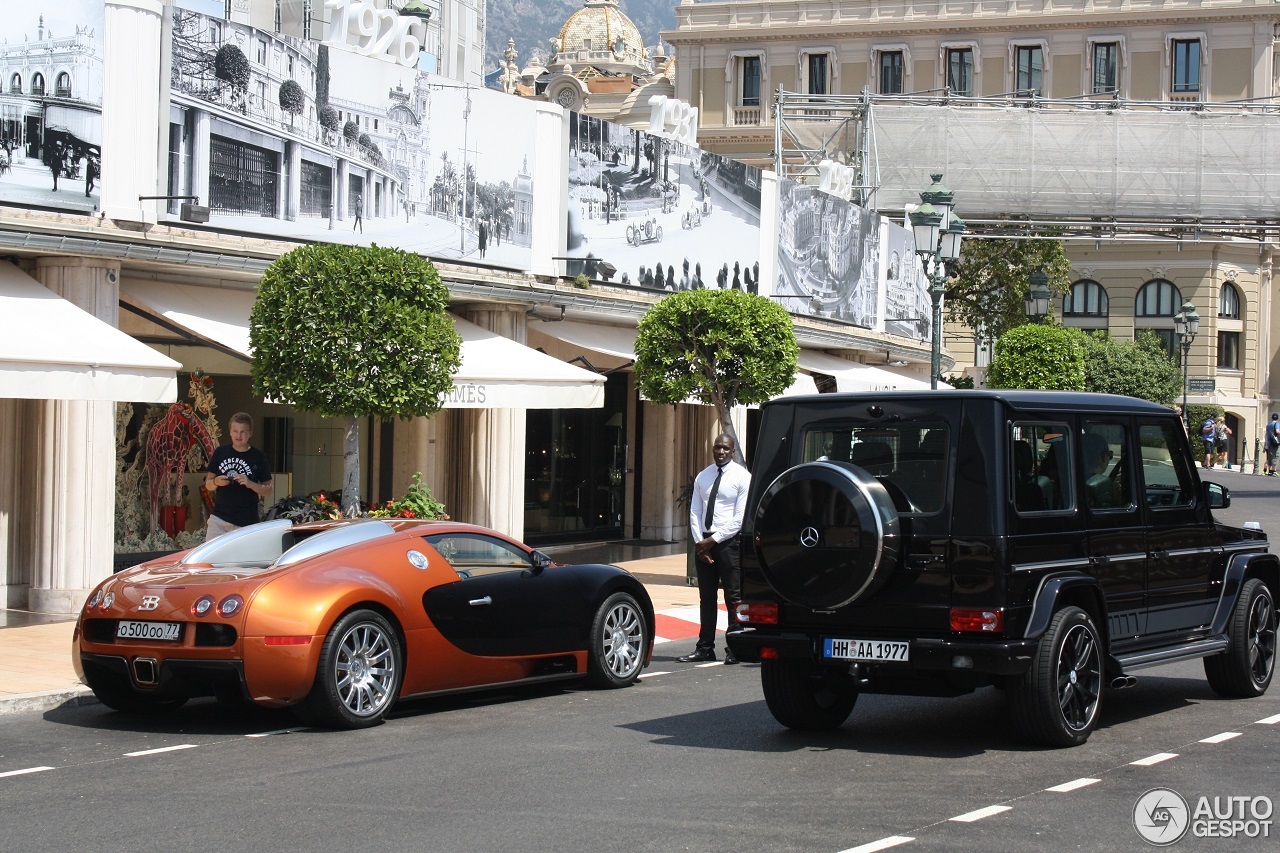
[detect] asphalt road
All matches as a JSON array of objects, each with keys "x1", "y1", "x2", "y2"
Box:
[{"x1": 1, "y1": 473, "x2": 1276, "y2": 853}]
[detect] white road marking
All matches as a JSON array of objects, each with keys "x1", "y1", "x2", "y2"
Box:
[
  {"x1": 245, "y1": 727, "x2": 309, "y2": 738},
  {"x1": 1256, "y1": 713, "x2": 1280, "y2": 725},
  {"x1": 1130, "y1": 752, "x2": 1178, "y2": 766},
  {"x1": 837, "y1": 836, "x2": 915, "y2": 853},
  {"x1": 1045, "y1": 777, "x2": 1101, "y2": 793},
  {"x1": 0, "y1": 766, "x2": 54, "y2": 779},
  {"x1": 949, "y1": 805, "x2": 1012, "y2": 823},
  {"x1": 1199, "y1": 731, "x2": 1242, "y2": 744},
  {"x1": 638, "y1": 671, "x2": 671, "y2": 679},
  {"x1": 124, "y1": 744, "x2": 198, "y2": 757},
  {"x1": 695, "y1": 661, "x2": 721, "y2": 668}
]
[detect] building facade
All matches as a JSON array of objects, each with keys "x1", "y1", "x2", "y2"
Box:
[{"x1": 666, "y1": 0, "x2": 1280, "y2": 464}]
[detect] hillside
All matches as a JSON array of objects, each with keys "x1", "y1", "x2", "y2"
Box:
[{"x1": 484, "y1": 0, "x2": 677, "y2": 75}]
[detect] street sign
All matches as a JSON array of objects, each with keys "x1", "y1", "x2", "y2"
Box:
[{"x1": 1188, "y1": 378, "x2": 1216, "y2": 393}]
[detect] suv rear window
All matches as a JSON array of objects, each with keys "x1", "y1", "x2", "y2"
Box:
[{"x1": 800, "y1": 423, "x2": 948, "y2": 513}]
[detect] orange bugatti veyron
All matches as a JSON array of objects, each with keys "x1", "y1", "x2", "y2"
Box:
[{"x1": 74, "y1": 518, "x2": 655, "y2": 727}]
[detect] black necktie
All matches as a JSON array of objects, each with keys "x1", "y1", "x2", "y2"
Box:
[{"x1": 703, "y1": 465, "x2": 724, "y2": 531}]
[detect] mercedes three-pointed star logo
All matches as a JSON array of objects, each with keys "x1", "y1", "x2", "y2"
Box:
[{"x1": 799, "y1": 527, "x2": 820, "y2": 548}]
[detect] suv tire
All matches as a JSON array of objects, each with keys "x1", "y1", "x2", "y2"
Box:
[
  {"x1": 1204, "y1": 578, "x2": 1276, "y2": 698},
  {"x1": 1009, "y1": 606, "x2": 1103, "y2": 747},
  {"x1": 754, "y1": 461, "x2": 900, "y2": 610},
  {"x1": 761, "y1": 660, "x2": 858, "y2": 731}
]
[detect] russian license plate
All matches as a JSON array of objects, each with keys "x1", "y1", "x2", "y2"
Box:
[
  {"x1": 116, "y1": 620, "x2": 182, "y2": 641},
  {"x1": 823, "y1": 637, "x2": 909, "y2": 662}
]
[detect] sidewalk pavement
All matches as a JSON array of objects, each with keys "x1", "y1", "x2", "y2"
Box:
[{"x1": 0, "y1": 553, "x2": 701, "y2": 717}]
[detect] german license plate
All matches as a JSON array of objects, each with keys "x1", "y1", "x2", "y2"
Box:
[
  {"x1": 116, "y1": 620, "x2": 182, "y2": 641},
  {"x1": 823, "y1": 637, "x2": 909, "y2": 662}
]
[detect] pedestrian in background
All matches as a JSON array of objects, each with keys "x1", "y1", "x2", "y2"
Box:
[
  {"x1": 1265, "y1": 413, "x2": 1280, "y2": 476},
  {"x1": 679, "y1": 433, "x2": 751, "y2": 665},
  {"x1": 1214, "y1": 416, "x2": 1232, "y2": 468},
  {"x1": 204, "y1": 412, "x2": 273, "y2": 539},
  {"x1": 1200, "y1": 415, "x2": 1217, "y2": 468}
]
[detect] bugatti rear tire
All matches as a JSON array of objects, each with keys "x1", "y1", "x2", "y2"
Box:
[{"x1": 297, "y1": 609, "x2": 403, "y2": 729}]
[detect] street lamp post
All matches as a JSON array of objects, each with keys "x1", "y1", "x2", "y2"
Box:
[
  {"x1": 1173, "y1": 299, "x2": 1200, "y2": 426},
  {"x1": 1024, "y1": 268, "x2": 1051, "y2": 322},
  {"x1": 910, "y1": 174, "x2": 964, "y2": 389}
]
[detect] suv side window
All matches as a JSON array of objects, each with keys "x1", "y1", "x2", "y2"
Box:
[
  {"x1": 801, "y1": 422, "x2": 948, "y2": 513},
  {"x1": 1011, "y1": 423, "x2": 1073, "y2": 512},
  {"x1": 1081, "y1": 421, "x2": 1134, "y2": 511},
  {"x1": 1138, "y1": 422, "x2": 1195, "y2": 507}
]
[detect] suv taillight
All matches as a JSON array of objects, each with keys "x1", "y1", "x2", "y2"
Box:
[
  {"x1": 950, "y1": 608, "x2": 1003, "y2": 633},
  {"x1": 735, "y1": 601, "x2": 778, "y2": 626}
]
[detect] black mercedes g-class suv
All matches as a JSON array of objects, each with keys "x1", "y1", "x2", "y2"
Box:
[{"x1": 728, "y1": 390, "x2": 1277, "y2": 746}]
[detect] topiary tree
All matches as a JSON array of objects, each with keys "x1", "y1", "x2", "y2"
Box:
[
  {"x1": 249, "y1": 244, "x2": 462, "y2": 516},
  {"x1": 635, "y1": 289, "x2": 798, "y2": 460},
  {"x1": 278, "y1": 79, "x2": 305, "y2": 129},
  {"x1": 319, "y1": 105, "x2": 339, "y2": 140},
  {"x1": 343, "y1": 120, "x2": 359, "y2": 144},
  {"x1": 214, "y1": 44, "x2": 250, "y2": 111},
  {"x1": 1076, "y1": 329, "x2": 1182, "y2": 405},
  {"x1": 947, "y1": 236, "x2": 1071, "y2": 342},
  {"x1": 986, "y1": 324, "x2": 1085, "y2": 391}
]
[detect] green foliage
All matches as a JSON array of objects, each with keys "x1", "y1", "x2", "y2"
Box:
[
  {"x1": 213, "y1": 44, "x2": 249, "y2": 92},
  {"x1": 573, "y1": 273, "x2": 591, "y2": 289},
  {"x1": 945, "y1": 373, "x2": 975, "y2": 389},
  {"x1": 635, "y1": 289, "x2": 797, "y2": 451},
  {"x1": 319, "y1": 105, "x2": 339, "y2": 132},
  {"x1": 986, "y1": 324, "x2": 1085, "y2": 390},
  {"x1": 369, "y1": 472, "x2": 448, "y2": 520},
  {"x1": 249, "y1": 243, "x2": 462, "y2": 421},
  {"x1": 1187, "y1": 404, "x2": 1224, "y2": 433},
  {"x1": 947, "y1": 237, "x2": 1071, "y2": 340},
  {"x1": 343, "y1": 120, "x2": 359, "y2": 143},
  {"x1": 278, "y1": 80, "x2": 305, "y2": 115},
  {"x1": 1074, "y1": 330, "x2": 1182, "y2": 405}
]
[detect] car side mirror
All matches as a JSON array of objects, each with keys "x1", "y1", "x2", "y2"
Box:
[
  {"x1": 530, "y1": 550, "x2": 552, "y2": 571},
  {"x1": 1203, "y1": 481, "x2": 1230, "y2": 509}
]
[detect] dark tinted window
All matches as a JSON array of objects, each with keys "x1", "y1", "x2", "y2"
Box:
[
  {"x1": 1011, "y1": 423, "x2": 1073, "y2": 513},
  {"x1": 801, "y1": 423, "x2": 949, "y2": 513}
]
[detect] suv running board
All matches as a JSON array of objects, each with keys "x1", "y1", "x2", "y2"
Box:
[{"x1": 1114, "y1": 636, "x2": 1230, "y2": 673}]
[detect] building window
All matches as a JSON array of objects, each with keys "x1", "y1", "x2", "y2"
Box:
[
  {"x1": 806, "y1": 53, "x2": 829, "y2": 96},
  {"x1": 947, "y1": 49, "x2": 974, "y2": 96},
  {"x1": 256, "y1": 38, "x2": 268, "y2": 65},
  {"x1": 1092, "y1": 42, "x2": 1118, "y2": 94},
  {"x1": 303, "y1": 0, "x2": 312, "y2": 40},
  {"x1": 1219, "y1": 283, "x2": 1240, "y2": 319},
  {"x1": 741, "y1": 56, "x2": 761, "y2": 106},
  {"x1": 1218, "y1": 331, "x2": 1240, "y2": 370},
  {"x1": 275, "y1": 0, "x2": 282, "y2": 33},
  {"x1": 31, "y1": 73, "x2": 44, "y2": 97},
  {"x1": 1064, "y1": 280, "x2": 1109, "y2": 317},
  {"x1": 1134, "y1": 279, "x2": 1181, "y2": 317},
  {"x1": 9, "y1": 74, "x2": 21, "y2": 95},
  {"x1": 55, "y1": 72, "x2": 71, "y2": 98},
  {"x1": 1172, "y1": 39, "x2": 1200, "y2": 94},
  {"x1": 1015, "y1": 45, "x2": 1043, "y2": 96},
  {"x1": 879, "y1": 51, "x2": 904, "y2": 95}
]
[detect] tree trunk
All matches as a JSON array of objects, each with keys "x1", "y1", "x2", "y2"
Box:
[
  {"x1": 342, "y1": 414, "x2": 360, "y2": 516},
  {"x1": 713, "y1": 399, "x2": 745, "y2": 466}
]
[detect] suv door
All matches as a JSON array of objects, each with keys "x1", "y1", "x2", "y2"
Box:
[
  {"x1": 1081, "y1": 419, "x2": 1148, "y2": 649},
  {"x1": 1138, "y1": 419, "x2": 1217, "y2": 641}
]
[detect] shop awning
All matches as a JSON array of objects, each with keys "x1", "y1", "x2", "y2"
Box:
[
  {"x1": 448, "y1": 316, "x2": 604, "y2": 409},
  {"x1": 797, "y1": 351, "x2": 939, "y2": 392},
  {"x1": 120, "y1": 282, "x2": 604, "y2": 408},
  {"x1": 0, "y1": 263, "x2": 179, "y2": 402}
]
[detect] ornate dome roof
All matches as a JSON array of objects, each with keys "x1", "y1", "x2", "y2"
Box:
[{"x1": 557, "y1": 0, "x2": 644, "y2": 61}]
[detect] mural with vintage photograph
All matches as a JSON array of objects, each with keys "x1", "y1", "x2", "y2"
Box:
[
  {"x1": 775, "y1": 177, "x2": 884, "y2": 328},
  {"x1": 165, "y1": 8, "x2": 535, "y2": 269},
  {"x1": 881, "y1": 220, "x2": 931, "y2": 342},
  {"x1": 564, "y1": 112, "x2": 762, "y2": 292},
  {"x1": 0, "y1": 1, "x2": 104, "y2": 214}
]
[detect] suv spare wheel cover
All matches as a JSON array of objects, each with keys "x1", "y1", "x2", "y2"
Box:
[{"x1": 754, "y1": 461, "x2": 901, "y2": 609}]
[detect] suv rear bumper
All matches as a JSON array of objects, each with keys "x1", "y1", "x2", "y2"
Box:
[{"x1": 727, "y1": 629, "x2": 1037, "y2": 677}]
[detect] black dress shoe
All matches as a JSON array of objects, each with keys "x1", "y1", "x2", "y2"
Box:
[
  {"x1": 723, "y1": 650, "x2": 739, "y2": 665},
  {"x1": 678, "y1": 649, "x2": 716, "y2": 663}
]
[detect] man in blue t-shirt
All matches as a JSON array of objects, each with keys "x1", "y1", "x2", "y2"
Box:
[
  {"x1": 1266, "y1": 413, "x2": 1280, "y2": 476},
  {"x1": 204, "y1": 412, "x2": 273, "y2": 538}
]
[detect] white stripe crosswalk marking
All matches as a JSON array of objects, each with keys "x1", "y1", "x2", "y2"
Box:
[
  {"x1": 124, "y1": 744, "x2": 198, "y2": 757},
  {"x1": 1255, "y1": 713, "x2": 1280, "y2": 725},
  {"x1": 1130, "y1": 752, "x2": 1178, "y2": 766},
  {"x1": 1199, "y1": 731, "x2": 1242, "y2": 744},
  {"x1": 1046, "y1": 778, "x2": 1100, "y2": 793},
  {"x1": 0, "y1": 766, "x2": 53, "y2": 778},
  {"x1": 837, "y1": 836, "x2": 915, "y2": 853},
  {"x1": 949, "y1": 805, "x2": 1012, "y2": 822}
]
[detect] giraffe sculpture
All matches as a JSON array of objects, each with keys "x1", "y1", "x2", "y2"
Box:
[{"x1": 145, "y1": 402, "x2": 216, "y2": 535}]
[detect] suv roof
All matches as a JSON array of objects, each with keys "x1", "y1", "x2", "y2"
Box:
[{"x1": 764, "y1": 388, "x2": 1172, "y2": 416}]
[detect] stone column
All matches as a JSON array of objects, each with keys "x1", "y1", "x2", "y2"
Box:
[
  {"x1": 0, "y1": 398, "x2": 40, "y2": 608},
  {"x1": 456, "y1": 306, "x2": 526, "y2": 540},
  {"x1": 285, "y1": 140, "x2": 301, "y2": 222},
  {"x1": 28, "y1": 258, "x2": 123, "y2": 613}
]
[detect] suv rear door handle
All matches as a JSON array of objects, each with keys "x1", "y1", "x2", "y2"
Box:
[{"x1": 1089, "y1": 554, "x2": 1110, "y2": 567}]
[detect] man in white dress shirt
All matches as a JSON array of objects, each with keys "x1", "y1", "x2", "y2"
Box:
[{"x1": 679, "y1": 433, "x2": 752, "y2": 664}]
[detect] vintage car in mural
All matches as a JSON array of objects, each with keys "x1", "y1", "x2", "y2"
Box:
[
  {"x1": 626, "y1": 213, "x2": 663, "y2": 246},
  {"x1": 74, "y1": 519, "x2": 654, "y2": 728}
]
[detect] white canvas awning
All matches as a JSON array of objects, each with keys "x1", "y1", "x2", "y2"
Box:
[
  {"x1": 119, "y1": 282, "x2": 605, "y2": 409},
  {"x1": 797, "y1": 351, "x2": 939, "y2": 392},
  {"x1": 0, "y1": 263, "x2": 179, "y2": 402}
]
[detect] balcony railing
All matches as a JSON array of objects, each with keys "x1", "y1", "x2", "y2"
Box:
[{"x1": 731, "y1": 105, "x2": 764, "y2": 126}]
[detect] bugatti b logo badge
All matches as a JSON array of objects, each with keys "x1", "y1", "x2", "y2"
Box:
[
  {"x1": 800, "y1": 527, "x2": 820, "y2": 548},
  {"x1": 138, "y1": 595, "x2": 160, "y2": 611}
]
